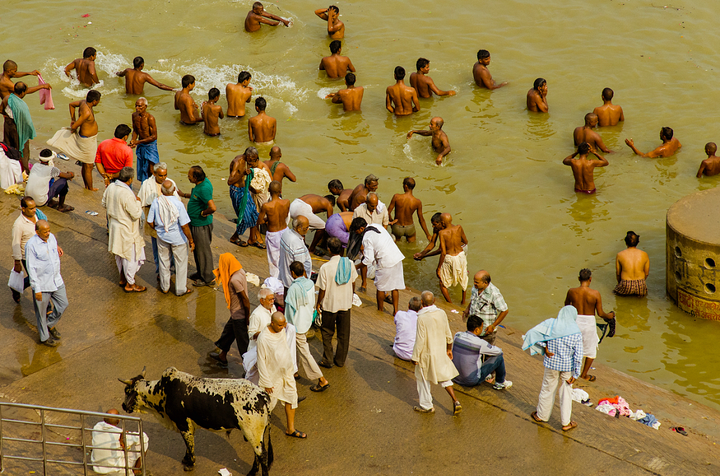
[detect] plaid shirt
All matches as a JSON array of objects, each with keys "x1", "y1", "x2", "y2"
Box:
[
  {"x1": 541, "y1": 333, "x2": 583, "y2": 378},
  {"x1": 468, "y1": 283, "x2": 508, "y2": 328}
]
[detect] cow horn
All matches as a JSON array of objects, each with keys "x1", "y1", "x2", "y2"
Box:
[
  {"x1": 141, "y1": 367, "x2": 146, "y2": 378},
  {"x1": 118, "y1": 378, "x2": 133, "y2": 386}
]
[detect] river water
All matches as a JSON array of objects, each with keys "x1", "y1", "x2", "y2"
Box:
[{"x1": 3, "y1": 0, "x2": 720, "y2": 410}]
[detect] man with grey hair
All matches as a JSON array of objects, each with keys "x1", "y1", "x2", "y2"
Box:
[
  {"x1": 138, "y1": 162, "x2": 178, "y2": 275},
  {"x1": 278, "y1": 216, "x2": 312, "y2": 291},
  {"x1": 103, "y1": 167, "x2": 146, "y2": 293},
  {"x1": 130, "y1": 96, "x2": 159, "y2": 183},
  {"x1": 352, "y1": 192, "x2": 389, "y2": 227},
  {"x1": 147, "y1": 180, "x2": 194, "y2": 296},
  {"x1": 393, "y1": 296, "x2": 422, "y2": 361},
  {"x1": 348, "y1": 174, "x2": 379, "y2": 211}
]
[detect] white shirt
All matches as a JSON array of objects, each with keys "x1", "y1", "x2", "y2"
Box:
[
  {"x1": 353, "y1": 203, "x2": 389, "y2": 227},
  {"x1": 317, "y1": 255, "x2": 358, "y2": 313},
  {"x1": 247, "y1": 304, "x2": 276, "y2": 354},
  {"x1": 90, "y1": 421, "x2": 149, "y2": 474},
  {"x1": 25, "y1": 233, "x2": 63, "y2": 292},
  {"x1": 393, "y1": 310, "x2": 418, "y2": 361},
  {"x1": 361, "y1": 224, "x2": 404, "y2": 269},
  {"x1": 26, "y1": 162, "x2": 60, "y2": 206}
]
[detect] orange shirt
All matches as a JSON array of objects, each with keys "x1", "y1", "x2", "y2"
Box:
[{"x1": 94, "y1": 138, "x2": 133, "y2": 174}]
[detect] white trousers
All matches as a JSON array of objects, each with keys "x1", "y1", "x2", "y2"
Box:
[
  {"x1": 415, "y1": 366, "x2": 452, "y2": 411},
  {"x1": 157, "y1": 239, "x2": 189, "y2": 295},
  {"x1": 295, "y1": 332, "x2": 323, "y2": 381},
  {"x1": 536, "y1": 367, "x2": 573, "y2": 426},
  {"x1": 115, "y1": 244, "x2": 146, "y2": 285}
]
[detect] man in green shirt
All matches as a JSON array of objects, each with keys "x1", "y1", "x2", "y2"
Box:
[{"x1": 180, "y1": 166, "x2": 216, "y2": 286}]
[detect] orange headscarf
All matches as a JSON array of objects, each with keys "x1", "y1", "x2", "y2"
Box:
[{"x1": 214, "y1": 253, "x2": 243, "y2": 309}]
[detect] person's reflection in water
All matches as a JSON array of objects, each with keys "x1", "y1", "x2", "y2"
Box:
[
  {"x1": 565, "y1": 194, "x2": 608, "y2": 237},
  {"x1": 525, "y1": 112, "x2": 555, "y2": 142}
]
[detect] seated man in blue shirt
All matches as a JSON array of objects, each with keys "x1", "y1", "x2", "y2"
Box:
[{"x1": 452, "y1": 315, "x2": 512, "y2": 389}]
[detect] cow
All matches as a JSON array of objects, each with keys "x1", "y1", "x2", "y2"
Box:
[{"x1": 119, "y1": 367, "x2": 274, "y2": 475}]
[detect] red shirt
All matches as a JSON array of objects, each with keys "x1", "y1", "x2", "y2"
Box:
[{"x1": 94, "y1": 138, "x2": 133, "y2": 174}]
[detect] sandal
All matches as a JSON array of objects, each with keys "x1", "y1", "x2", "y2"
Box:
[
  {"x1": 249, "y1": 241, "x2": 266, "y2": 249},
  {"x1": 453, "y1": 401, "x2": 462, "y2": 416},
  {"x1": 124, "y1": 284, "x2": 147, "y2": 293},
  {"x1": 285, "y1": 429, "x2": 307, "y2": 439},
  {"x1": 310, "y1": 383, "x2": 330, "y2": 392},
  {"x1": 562, "y1": 421, "x2": 578, "y2": 431},
  {"x1": 583, "y1": 375, "x2": 597, "y2": 382},
  {"x1": 671, "y1": 426, "x2": 688, "y2": 436},
  {"x1": 530, "y1": 411, "x2": 544, "y2": 423},
  {"x1": 56, "y1": 204, "x2": 75, "y2": 213}
]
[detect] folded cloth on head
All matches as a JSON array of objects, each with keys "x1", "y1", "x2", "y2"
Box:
[
  {"x1": 8, "y1": 94, "x2": 36, "y2": 156},
  {"x1": 38, "y1": 74, "x2": 54, "y2": 110},
  {"x1": 47, "y1": 128, "x2": 97, "y2": 164}
]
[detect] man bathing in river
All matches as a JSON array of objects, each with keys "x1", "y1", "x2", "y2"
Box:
[
  {"x1": 130, "y1": 98, "x2": 159, "y2": 183},
  {"x1": 1, "y1": 60, "x2": 49, "y2": 100},
  {"x1": 258, "y1": 181, "x2": 290, "y2": 278},
  {"x1": 174, "y1": 75, "x2": 202, "y2": 125},
  {"x1": 593, "y1": 88, "x2": 624, "y2": 127},
  {"x1": 201, "y1": 88, "x2": 224, "y2": 137},
  {"x1": 248, "y1": 97, "x2": 276, "y2": 144},
  {"x1": 437, "y1": 213, "x2": 468, "y2": 304},
  {"x1": 265, "y1": 146, "x2": 297, "y2": 185},
  {"x1": 473, "y1": 50, "x2": 507, "y2": 90},
  {"x1": 64, "y1": 47, "x2": 99, "y2": 88},
  {"x1": 245, "y1": 2, "x2": 291, "y2": 32},
  {"x1": 625, "y1": 127, "x2": 681, "y2": 158},
  {"x1": 527, "y1": 78, "x2": 548, "y2": 113},
  {"x1": 386, "y1": 66, "x2": 419, "y2": 117},
  {"x1": 414, "y1": 213, "x2": 443, "y2": 261},
  {"x1": 314, "y1": 5, "x2": 344, "y2": 39},
  {"x1": 697, "y1": 142, "x2": 720, "y2": 178},
  {"x1": 288, "y1": 194, "x2": 334, "y2": 254},
  {"x1": 409, "y1": 58, "x2": 456, "y2": 99},
  {"x1": 407, "y1": 117, "x2": 451, "y2": 165},
  {"x1": 573, "y1": 113, "x2": 611, "y2": 153},
  {"x1": 226, "y1": 71, "x2": 253, "y2": 118},
  {"x1": 116, "y1": 57, "x2": 174, "y2": 95},
  {"x1": 387, "y1": 177, "x2": 430, "y2": 243},
  {"x1": 562, "y1": 142, "x2": 609, "y2": 194},
  {"x1": 615, "y1": 231, "x2": 649, "y2": 297},
  {"x1": 326, "y1": 73, "x2": 363, "y2": 112},
  {"x1": 348, "y1": 174, "x2": 379, "y2": 211},
  {"x1": 328, "y1": 179, "x2": 353, "y2": 211},
  {"x1": 320, "y1": 40, "x2": 355, "y2": 80}
]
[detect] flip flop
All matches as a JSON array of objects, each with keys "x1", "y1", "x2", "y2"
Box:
[
  {"x1": 239, "y1": 240, "x2": 249, "y2": 247},
  {"x1": 56, "y1": 205, "x2": 75, "y2": 213},
  {"x1": 250, "y1": 241, "x2": 266, "y2": 249},
  {"x1": 124, "y1": 285, "x2": 147, "y2": 293},
  {"x1": 530, "y1": 411, "x2": 545, "y2": 423},
  {"x1": 310, "y1": 383, "x2": 330, "y2": 392},
  {"x1": 178, "y1": 288, "x2": 194, "y2": 296},
  {"x1": 583, "y1": 375, "x2": 597, "y2": 382},
  {"x1": 285, "y1": 429, "x2": 307, "y2": 439},
  {"x1": 671, "y1": 426, "x2": 688, "y2": 436},
  {"x1": 562, "y1": 421, "x2": 578, "y2": 431},
  {"x1": 453, "y1": 401, "x2": 462, "y2": 416}
]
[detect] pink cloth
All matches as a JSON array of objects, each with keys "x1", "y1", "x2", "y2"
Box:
[
  {"x1": 598, "y1": 396, "x2": 632, "y2": 417},
  {"x1": 38, "y1": 75, "x2": 54, "y2": 110}
]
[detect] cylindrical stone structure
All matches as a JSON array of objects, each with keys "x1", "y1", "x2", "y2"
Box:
[{"x1": 667, "y1": 187, "x2": 720, "y2": 320}]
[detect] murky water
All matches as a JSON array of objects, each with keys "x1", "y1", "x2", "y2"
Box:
[{"x1": 4, "y1": 0, "x2": 720, "y2": 409}]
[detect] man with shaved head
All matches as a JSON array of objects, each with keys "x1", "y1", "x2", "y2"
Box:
[
  {"x1": 258, "y1": 180, "x2": 291, "y2": 278},
  {"x1": 412, "y1": 291, "x2": 461, "y2": 415},
  {"x1": 592, "y1": 88, "x2": 624, "y2": 127},
  {"x1": 279, "y1": 216, "x2": 312, "y2": 291},
  {"x1": 697, "y1": 142, "x2": 720, "y2": 177},
  {"x1": 388, "y1": 177, "x2": 430, "y2": 243},
  {"x1": 264, "y1": 146, "x2": 297, "y2": 185},
  {"x1": 573, "y1": 113, "x2": 610, "y2": 153},
  {"x1": 1, "y1": 59, "x2": 47, "y2": 100},
  {"x1": 462, "y1": 270, "x2": 508, "y2": 346},
  {"x1": 91, "y1": 408, "x2": 149, "y2": 474},
  {"x1": 130, "y1": 97, "x2": 160, "y2": 182},
  {"x1": 407, "y1": 117, "x2": 451, "y2": 165}
]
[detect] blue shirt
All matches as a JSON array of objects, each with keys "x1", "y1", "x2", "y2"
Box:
[
  {"x1": 25, "y1": 233, "x2": 63, "y2": 293},
  {"x1": 279, "y1": 229, "x2": 312, "y2": 288},
  {"x1": 541, "y1": 333, "x2": 583, "y2": 378},
  {"x1": 452, "y1": 331, "x2": 503, "y2": 386},
  {"x1": 147, "y1": 196, "x2": 191, "y2": 246}
]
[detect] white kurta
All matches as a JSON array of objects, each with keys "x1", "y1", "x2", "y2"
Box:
[
  {"x1": 247, "y1": 304, "x2": 276, "y2": 354},
  {"x1": 103, "y1": 181, "x2": 144, "y2": 261},
  {"x1": 411, "y1": 305, "x2": 459, "y2": 384},
  {"x1": 257, "y1": 327, "x2": 298, "y2": 408}
]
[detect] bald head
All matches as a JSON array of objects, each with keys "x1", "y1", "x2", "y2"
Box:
[
  {"x1": 161, "y1": 179, "x2": 175, "y2": 195},
  {"x1": 270, "y1": 146, "x2": 282, "y2": 159},
  {"x1": 706, "y1": 142, "x2": 717, "y2": 156},
  {"x1": 104, "y1": 408, "x2": 120, "y2": 426},
  {"x1": 584, "y1": 113, "x2": 598, "y2": 126},
  {"x1": 366, "y1": 192, "x2": 378, "y2": 211},
  {"x1": 271, "y1": 311, "x2": 286, "y2": 325},
  {"x1": 431, "y1": 117, "x2": 444, "y2": 129},
  {"x1": 269, "y1": 180, "x2": 282, "y2": 196},
  {"x1": 473, "y1": 270, "x2": 491, "y2": 291},
  {"x1": 420, "y1": 291, "x2": 435, "y2": 307},
  {"x1": 441, "y1": 213, "x2": 452, "y2": 226}
]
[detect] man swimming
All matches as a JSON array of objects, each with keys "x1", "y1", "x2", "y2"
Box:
[
  {"x1": 116, "y1": 57, "x2": 174, "y2": 95},
  {"x1": 226, "y1": 71, "x2": 253, "y2": 118},
  {"x1": 320, "y1": 40, "x2": 355, "y2": 80},
  {"x1": 625, "y1": 127, "x2": 681, "y2": 158},
  {"x1": 409, "y1": 58, "x2": 456, "y2": 99},
  {"x1": 562, "y1": 142, "x2": 609, "y2": 194},
  {"x1": 248, "y1": 97, "x2": 276, "y2": 144},
  {"x1": 527, "y1": 78, "x2": 548, "y2": 112},
  {"x1": 386, "y1": 66, "x2": 419, "y2": 117},
  {"x1": 314, "y1": 5, "x2": 344, "y2": 39},
  {"x1": 245, "y1": 2, "x2": 290, "y2": 32},
  {"x1": 174, "y1": 75, "x2": 202, "y2": 125},
  {"x1": 64, "y1": 47, "x2": 99, "y2": 88},
  {"x1": 473, "y1": 50, "x2": 507, "y2": 90},
  {"x1": 573, "y1": 113, "x2": 611, "y2": 153},
  {"x1": 697, "y1": 142, "x2": 720, "y2": 177},
  {"x1": 407, "y1": 117, "x2": 451, "y2": 165},
  {"x1": 326, "y1": 73, "x2": 363, "y2": 112},
  {"x1": 387, "y1": 177, "x2": 431, "y2": 243},
  {"x1": 593, "y1": 88, "x2": 624, "y2": 127},
  {"x1": 201, "y1": 88, "x2": 224, "y2": 137}
]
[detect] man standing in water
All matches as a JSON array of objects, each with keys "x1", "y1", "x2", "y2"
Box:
[
  {"x1": 1, "y1": 60, "x2": 47, "y2": 99},
  {"x1": 473, "y1": 50, "x2": 507, "y2": 90},
  {"x1": 562, "y1": 142, "x2": 609, "y2": 194},
  {"x1": 386, "y1": 67, "x2": 419, "y2": 117},
  {"x1": 64, "y1": 47, "x2": 99, "y2": 88},
  {"x1": 348, "y1": 174, "x2": 379, "y2": 211},
  {"x1": 326, "y1": 73, "x2": 363, "y2": 112},
  {"x1": 697, "y1": 142, "x2": 720, "y2": 177},
  {"x1": 615, "y1": 231, "x2": 650, "y2": 297},
  {"x1": 625, "y1": 127, "x2": 681, "y2": 158},
  {"x1": 564, "y1": 268, "x2": 615, "y2": 382},
  {"x1": 407, "y1": 117, "x2": 451, "y2": 165},
  {"x1": 201, "y1": 88, "x2": 224, "y2": 137},
  {"x1": 248, "y1": 97, "x2": 276, "y2": 144},
  {"x1": 116, "y1": 57, "x2": 174, "y2": 95},
  {"x1": 245, "y1": 2, "x2": 291, "y2": 32},
  {"x1": 130, "y1": 98, "x2": 159, "y2": 183},
  {"x1": 174, "y1": 75, "x2": 202, "y2": 126},
  {"x1": 319, "y1": 40, "x2": 355, "y2": 80},
  {"x1": 264, "y1": 146, "x2": 297, "y2": 185},
  {"x1": 409, "y1": 58, "x2": 456, "y2": 99},
  {"x1": 527, "y1": 78, "x2": 548, "y2": 112},
  {"x1": 573, "y1": 113, "x2": 611, "y2": 153},
  {"x1": 437, "y1": 214, "x2": 468, "y2": 304},
  {"x1": 593, "y1": 88, "x2": 624, "y2": 127},
  {"x1": 314, "y1": 5, "x2": 344, "y2": 39},
  {"x1": 387, "y1": 177, "x2": 430, "y2": 243},
  {"x1": 226, "y1": 71, "x2": 253, "y2": 118}
]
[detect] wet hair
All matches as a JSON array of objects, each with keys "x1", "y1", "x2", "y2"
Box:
[
  {"x1": 133, "y1": 56, "x2": 144, "y2": 69},
  {"x1": 269, "y1": 180, "x2": 282, "y2": 195},
  {"x1": 3, "y1": 60, "x2": 17, "y2": 72},
  {"x1": 345, "y1": 72, "x2": 356, "y2": 85},
  {"x1": 350, "y1": 217, "x2": 368, "y2": 233},
  {"x1": 86, "y1": 90, "x2": 101, "y2": 103},
  {"x1": 118, "y1": 167, "x2": 134, "y2": 183},
  {"x1": 189, "y1": 165, "x2": 206, "y2": 182},
  {"x1": 477, "y1": 49, "x2": 490, "y2": 60},
  {"x1": 602, "y1": 87, "x2": 614, "y2": 101},
  {"x1": 533, "y1": 78, "x2": 547, "y2": 90},
  {"x1": 13, "y1": 82, "x2": 27, "y2": 95},
  {"x1": 244, "y1": 146, "x2": 259, "y2": 159},
  {"x1": 430, "y1": 212, "x2": 442, "y2": 224},
  {"x1": 327, "y1": 237, "x2": 343, "y2": 256},
  {"x1": 328, "y1": 179, "x2": 344, "y2": 192},
  {"x1": 253, "y1": 1, "x2": 263, "y2": 9},
  {"x1": 324, "y1": 194, "x2": 337, "y2": 207},
  {"x1": 416, "y1": 58, "x2": 429, "y2": 71},
  {"x1": 114, "y1": 124, "x2": 132, "y2": 139},
  {"x1": 329, "y1": 5, "x2": 339, "y2": 13},
  {"x1": 408, "y1": 297, "x2": 422, "y2": 312},
  {"x1": 289, "y1": 261, "x2": 305, "y2": 277},
  {"x1": 394, "y1": 66, "x2": 405, "y2": 80},
  {"x1": 255, "y1": 97, "x2": 267, "y2": 110},
  {"x1": 625, "y1": 231, "x2": 640, "y2": 247},
  {"x1": 20, "y1": 196, "x2": 35, "y2": 208},
  {"x1": 330, "y1": 40, "x2": 342, "y2": 54},
  {"x1": 661, "y1": 127, "x2": 673, "y2": 140},
  {"x1": 238, "y1": 71, "x2": 251, "y2": 83},
  {"x1": 364, "y1": 174, "x2": 379, "y2": 186},
  {"x1": 706, "y1": 142, "x2": 717, "y2": 155},
  {"x1": 403, "y1": 177, "x2": 416, "y2": 190},
  {"x1": 577, "y1": 142, "x2": 591, "y2": 155},
  {"x1": 467, "y1": 314, "x2": 484, "y2": 333},
  {"x1": 40, "y1": 149, "x2": 53, "y2": 158},
  {"x1": 181, "y1": 75, "x2": 195, "y2": 89},
  {"x1": 208, "y1": 87, "x2": 220, "y2": 100},
  {"x1": 579, "y1": 268, "x2": 592, "y2": 282},
  {"x1": 83, "y1": 47, "x2": 97, "y2": 59}
]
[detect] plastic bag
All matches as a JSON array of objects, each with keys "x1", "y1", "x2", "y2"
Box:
[{"x1": 8, "y1": 269, "x2": 24, "y2": 293}]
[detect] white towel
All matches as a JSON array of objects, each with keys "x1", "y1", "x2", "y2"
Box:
[{"x1": 157, "y1": 196, "x2": 179, "y2": 232}]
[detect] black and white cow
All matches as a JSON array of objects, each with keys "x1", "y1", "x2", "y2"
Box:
[{"x1": 119, "y1": 367, "x2": 274, "y2": 475}]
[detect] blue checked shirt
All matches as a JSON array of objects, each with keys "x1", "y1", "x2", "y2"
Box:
[{"x1": 541, "y1": 333, "x2": 583, "y2": 378}]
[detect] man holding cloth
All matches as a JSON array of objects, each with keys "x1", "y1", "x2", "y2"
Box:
[{"x1": 1, "y1": 81, "x2": 37, "y2": 172}]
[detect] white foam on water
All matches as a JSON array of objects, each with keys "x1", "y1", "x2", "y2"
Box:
[
  {"x1": 403, "y1": 143, "x2": 415, "y2": 162},
  {"x1": 317, "y1": 87, "x2": 336, "y2": 99}
]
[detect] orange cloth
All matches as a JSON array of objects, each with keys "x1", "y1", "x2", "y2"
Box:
[{"x1": 214, "y1": 253, "x2": 243, "y2": 309}]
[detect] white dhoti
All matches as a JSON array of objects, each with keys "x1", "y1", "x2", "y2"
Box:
[
  {"x1": 576, "y1": 314, "x2": 599, "y2": 359},
  {"x1": 439, "y1": 251, "x2": 468, "y2": 290},
  {"x1": 257, "y1": 324, "x2": 298, "y2": 409},
  {"x1": 265, "y1": 229, "x2": 286, "y2": 278},
  {"x1": 47, "y1": 128, "x2": 97, "y2": 164},
  {"x1": 288, "y1": 198, "x2": 325, "y2": 230},
  {"x1": 115, "y1": 244, "x2": 146, "y2": 285},
  {"x1": 374, "y1": 261, "x2": 405, "y2": 292},
  {"x1": 244, "y1": 323, "x2": 297, "y2": 386}
]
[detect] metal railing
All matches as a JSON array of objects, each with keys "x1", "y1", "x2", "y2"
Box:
[{"x1": 0, "y1": 402, "x2": 146, "y2": 475}]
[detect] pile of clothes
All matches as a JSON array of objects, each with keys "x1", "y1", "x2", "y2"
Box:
[{"x1": 595, "y1": 395, "x2": 660, "y2": 429}]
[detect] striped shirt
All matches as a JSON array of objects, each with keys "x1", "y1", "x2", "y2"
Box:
[
  {"x1": 541, "y1": 333, "x2": 583, "y2": 378},
  {"x1": 452, "y1": 331, "x2": 503, "y2": 386}
]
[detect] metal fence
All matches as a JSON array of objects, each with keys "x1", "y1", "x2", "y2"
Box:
[{"x1": 0, "y1": 402, "x2": 146, "y2": 475}]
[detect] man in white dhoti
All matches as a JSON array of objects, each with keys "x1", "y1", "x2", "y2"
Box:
[
  {"x1": 411, "y1": 291, "x2": 461, "y2": 415},
  {"x1": 91, "y1": 409, "x2": 149, "y2": 475},
  {"x1": 278, "y1": 216, "x2": 312, "y2": 291},
  {"x1": 102, "y1": 167, "x2": 146, "y2": 292},
  {"x1": 257, "y1": 312, "x2": 307, "y2": 439},
  {"x1": 243, "y1": 288, "x2": 278, "y2": 382},
  {"x1": 137, "y1": 162, "x2": 178, "y2": 275},
  {"x1": 351, "y1": 217, "x2": 405, "y2": 315},
  {"x1": 257, "y1": 181, "x2": 290, "y2": 279}
]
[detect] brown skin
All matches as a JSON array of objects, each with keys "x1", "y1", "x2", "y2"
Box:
[
  {"x1": 319, "y1": 47, "x2": 355, "y2": 80},
  {"x1": 564, "y1": 277, "x2": 615, "y2": 380},
  {"x1": 527, "y1": 83, "x2": 548, "y2": 112},
  {"x1": 64, "y1": 55, "x2": 99, "y2": 88},
  {"x1": 297, "y1": 194, "x2": 334, "y2": 253},
  {"x1": 387, "y1": 183, "x2": 430, "y2": 242},
  {"x1": 562, "y1": 148, "x2": 609, "y2": 192},
  {"x1": 129, "y1": 99, "x2": 157, "y2": 181},
  {"x1": 409, "y1": 64, "x2": 456, "y2": 98},
  {"x1": 116, "y1": 64, "x2": 173, "y2": 94},
  {"x1": 245, "y1": 5, "x2": 290, "y2": 32},
  {"x1": 317, "y1": 244, "x2": 356, "y2": 314},
  {"x1": 328, "y1": 184, "x2": 353, "y2": 211},
  {"x1": 1, "y1": 66, "x2": 49, "y2": 99},
  {"x1": 1, "y1": 88, "x2": 35, "y2": 171},
  {"x1": 473, "y1": 56, "x2": 507, "y2": 90},
  {"x1": 348, "y1": 180, "x2": 378, "y2": 211},
  {"x1": 289, "y1": 267, "x2": 329, "y2": 385},
  {"x1": 264, "y1": 146, "x2": 297, "y2": 184},
  {"x1": 593, "y1": 97, "x2": 624, "y2": 127},
  {"x1": 462, "y1": 271, "x2": 508, "y2": 334},
  {"x1": 174, "y1": 82, "x2": 202, "y2": 125},
  {"x1": 228, "y1": 151, "x2": 270, "y2": 246},
  {"x1": 436, "y1": 216, "x2": 468, "y2": 304},
  {"x1": 407, "y1": 117, "x2": 451, "y2": 165},
  {"x1": 413, "y1": 218, "x2": 444, "y2": 261},
  {"x1": 33, "y1": 221, "x2": 64, "y2": 301},
  {"x1": 248, "y1": 107, "x2": 277, "y2": 143},
  {"x1": 148, "y1": 180, "x2": 195, "y2": 252},
  {"x1": 326, "y1": 80, "x2": 364, "y2": 112},
  {"x1": 625, "y1": 130, "x2": 682, "y2": 158},
  {"x1": 697, "y1": 143, "x2": 720, "y2": 177},
  {"x1": 314, "y1": 7, "x2": 344, "y2": 39},
  {"x1": 573, "y1": 115, "x2": 611, "y2": 153},
  {"x1": 215, "y1": 276, "x2": 251, "y2": 363},
  {"x1": 258, "y1": 182, "x2": 290, "y2": 232},
  {"x1": 201, "y1": 96, "x2": 224, "y2": 136},
  {"x1": 69, "y1": 97, "x2": 100, "y2": 191},
  {"x1": 226, "y1": 78, "x2": 253, "y2": 117},
  {"x1": 96, "y1": 133, "x2": 131, "y2": 187},
  {"x1": 616, "y1": 246, "x2": 650, "y2": 283},
  {"x1": 386, "y1": 76, "x2": 419, "y2": 116}
]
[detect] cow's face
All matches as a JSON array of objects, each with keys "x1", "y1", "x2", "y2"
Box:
[{"x1": 119, "y1": 368, "x2": 146, "y2": 414}]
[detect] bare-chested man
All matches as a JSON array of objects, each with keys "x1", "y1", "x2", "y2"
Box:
[
  {"x1": 229, "y1": 147, "x2": 269, "y2": 248},
  {"x1": 201, "y1": 88, "x2": 224, "y2": 137},
  {"x1": 116, "y1": 56, "x2": 174, "y2": 95},
  {"x1": 264, "y1": 146, "x2": 297, "y2": 185},
  {"x1": 258, "y1": 180, "x2": 291, "y2": 278},
  {"x1": 593, "y1": 88, "x2": 624, "y2": 127},
  {"x1": 527, "y1": 78, "x2": 548, "y2": 113},
  {"x1": 64, "y1": 47, "x2": 99, "y2": 88},
  {"x1": 245, "y1": 2, "x2": 291, "y2": 32},
  {"x1": 326, "y1": 72, "x2": 363, "y2": 112},
  {"x1": 437, "y1": 214, "x2": 469, "y2": 304},
  {"x1": 473, "y1": 49, "x2": 507, "y2": 90},
  {"x1": 174, "y1": 75, "x2": 202, "y2": 125},
  {"x1": 614, "y1": 231, "x2": 649, "y2": 297},
  {"x1": 248, "y1": 97, "x2": 276, "y2": 144},
  {"x1": 387, "y1": 177, "x2": 430, "y2": 242},
  {"x1": 573, "y1": 113, "x2": 611, "y2": 153},
  {"x1": 407, "y1": 117, "x2": 451, "y2": 165},
  {"x1": 288, "y1": 194, "x2": 334, "y2": 253},
  {"x1": 320, "y1": 40, "x2": 355, "y2": 80},
  {"x1": 226, "y1": 71, "x2": 253, "y2": 118},
  {"x1": 328, "y1": 179, "x2": 353, "y2": 211},
  {"x1": 348, "y1": 174, "x2": 378, "y2": 211},
  {"x1": 1, "y1": 60, "x2": 48, "y2": 99},
  {"x1": 697, "y1": 142, "x2": 720, "y2": 178},
  {"x1": 386, "y1": 67, "x2": 419, "y2": 117},
  {"x1": 564, "y1": 268, "x2": 615, "y2": 382},
  {"x1": 414, "y1": 213, "x2": 444, "y2": 261},
  {"x1": 625, "y1": 127, "x2": 681, "y2": 158},
  {"x1": 562, "y1": 142, "x2": 609, "y2": 194},
  {"x1": 409, "y1": 58, "x2": 456, "y2": 99},
  {"x1": 314, "y1": 5, "x2": 344, "y2": 39},
  {"x1": 130, "y1": 98, "x2": 159, "y2": 183}
]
